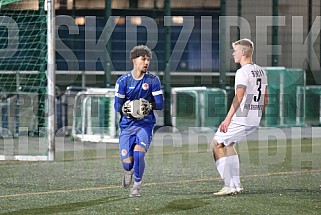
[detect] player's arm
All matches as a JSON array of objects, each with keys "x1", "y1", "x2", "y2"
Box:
[
  {"x1": 151, "y1": 92, "x2": 163, "y2": 110},
  {"x1": 264, "y1": 86, "x2": 268, "y2": 109},
  {"x1": 114, "y1": 81, "x2": 126, "y2": 113},
  {"x1": 220, "y1": 86, "x2": 245, "y2": 133},
  {"x1": 227, "y1": 86, "x2": 245, "y2": 119},
  {"x1": 151, "y1": 77, "x2": 164, "y2": 110}
]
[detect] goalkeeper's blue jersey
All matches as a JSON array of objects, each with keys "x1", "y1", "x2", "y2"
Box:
[{"x1": 114, "y1": 71, "x2": 164, "y2": 129}]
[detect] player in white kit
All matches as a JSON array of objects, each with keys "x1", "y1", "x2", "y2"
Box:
[{"x1": 211, "y1": 38, "x2": 268, "y2": 195}]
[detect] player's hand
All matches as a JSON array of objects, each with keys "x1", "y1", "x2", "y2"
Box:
[
  {"x1": 121, "y1": 100, "x2": 132, "y2": 118},
  {"x1": 219, "y1": 118, "x2": 231, "y2": 133},
  {"x1": 139, "y1": 98, "x2": 152, "y2": 116},
  {"x1": 121, "y1": 99, "x2": 152, "y2": 119}
]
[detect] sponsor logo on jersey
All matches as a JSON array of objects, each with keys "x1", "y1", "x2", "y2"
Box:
[
  {"x1": 244, "y1": 104, "x2": 264, "y2": 110},
  {"x1": 142, "y1": 83, "x2": 149, "y2": 90}
]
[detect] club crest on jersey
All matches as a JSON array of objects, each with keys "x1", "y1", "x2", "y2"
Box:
[
  {"x1": 121, "y1": 149, "x2": 127, "y2": 156},
  {"x1": 142, "y1": 83, "x2": 149, "y2": 90}
]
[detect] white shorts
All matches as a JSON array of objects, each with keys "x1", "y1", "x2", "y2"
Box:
[{"x1": 213, "y1": 122, "x2": 258, "y2": 146}]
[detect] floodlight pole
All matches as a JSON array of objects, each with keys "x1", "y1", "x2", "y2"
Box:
[
  {"x1": 164, "y1": 0, "x2": 172, "y2": 127},
  {"x1": 105, "y1": 0, "x2": 112, "y2": 87},
  {"x1": 219, "y1": 0, "x2": 227, "y2": 89},
  {"x1": 272, "y1": 0, "x2": 278, "y2": 66},
  {"x1": 47, "y1": 0, "x2": 56, "y2": 161}
]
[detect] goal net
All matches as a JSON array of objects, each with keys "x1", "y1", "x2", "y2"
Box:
[{"x1": 0, "y1": 1, "x2": 48, "y2": 160}]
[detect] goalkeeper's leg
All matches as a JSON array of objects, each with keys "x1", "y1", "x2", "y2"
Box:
[
  {"x1": 119, "y1": 134, "x2": 135, "y2": 188},
  {"x1": 133, "y1": 148, "x2": 146, "y2": 183},
  {"x1": 121, "y1": 158, "x2": 134, "y2": 188},
  {"x1": 130, "y1": 145, "x2": 146, "y2": 197},
  {"x1": 130, "y1": 126, "x2": 153, "y2": 197}
]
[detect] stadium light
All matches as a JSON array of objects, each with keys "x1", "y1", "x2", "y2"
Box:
[
  {"x1": 75, "y1": 16, "x2": 85, "y2": 25},
  {"x1": 131, "y1": 16, "x2": 142, "y2": 25},
  {"x1": 114, "y1": 17, "x2": 125, "y2": 25},
  {"x1": 172, "y1": 16, "x2": 184, "y2": 24}
]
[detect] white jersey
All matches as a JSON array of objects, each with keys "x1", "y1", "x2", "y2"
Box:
[{"x1": 232, "y1": 63, "x2": 268, "y2": 126}]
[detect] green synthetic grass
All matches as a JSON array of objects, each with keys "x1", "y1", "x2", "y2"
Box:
[{"x1": 0, "y1": 138, "x2": 320, "y2": 214}]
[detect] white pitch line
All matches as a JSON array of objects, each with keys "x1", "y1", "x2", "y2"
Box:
[{"x1": 0, "y1": 169, "x2": 320, "y2": 199}]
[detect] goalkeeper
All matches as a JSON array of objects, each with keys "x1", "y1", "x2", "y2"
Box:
[{"x1": 114, "y1": 45, "x2": 164, "y2": 197}]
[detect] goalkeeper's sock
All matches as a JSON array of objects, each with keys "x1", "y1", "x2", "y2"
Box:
[
  {"x1": 122, "y1": 161, "x2": 134, "y2": 172},
  {"x1": 133, "y1": 180, "x2": 142, "y2": 187},
  {"x1": 133, "y1": 151, "x2": 145, "y2": 182}
]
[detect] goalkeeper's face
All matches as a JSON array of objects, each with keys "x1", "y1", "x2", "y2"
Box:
[{"x1": 133, "y1": 55, "x2": 150, "y2": 73}]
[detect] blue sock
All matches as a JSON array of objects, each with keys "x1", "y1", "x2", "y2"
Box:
[
  {"x1": 133, "y1": 151, "x2": 145, "y2": 182},
  {"x1": 122, "y1": 161, "x2": 134, "y2": 171}
]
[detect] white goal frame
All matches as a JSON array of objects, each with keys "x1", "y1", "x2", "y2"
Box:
[
  {"x1": 0, "y1": 0, "x2": 55, "y2": 161},
  {"x1": 71, "y1": 88, "x2": 119, "y2": 143}
]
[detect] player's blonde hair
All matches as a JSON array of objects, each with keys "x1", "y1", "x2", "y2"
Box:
[{"x1": 232, "y1": 38, "x2": 254, "y2": 57}]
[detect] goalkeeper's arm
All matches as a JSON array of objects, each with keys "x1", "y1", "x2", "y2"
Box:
[
  {"x1": 114, "y1": 96, "x2": 125, "y2": 112},
  {"x1": 151, "y1": 93, "x2": 164, "y2": 110}
]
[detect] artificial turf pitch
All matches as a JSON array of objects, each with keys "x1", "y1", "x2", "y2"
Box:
[{"x1": 0, "y1": 137, "x2": 320, "y2": 214}]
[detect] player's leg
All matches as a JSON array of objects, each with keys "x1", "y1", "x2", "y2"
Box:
[
  {"x1": 211, "y1": 123, "x2": 247, "y2": 195},
  {"x1": 210, "y1": 139, "x2": 235, "y2": 195},
  {"x1": 119, "y1": 132, "x2": 135, "y2": 188},
  {"x1": 223, "y1": 125, "x2": 257, "y2": 193},
  {"x1": 226, "y1": 143, "x2": 243, "y2": 192},
  {"x1": 130, "y1": 144, "x2": 146, "y2": 197},
  {"x1": 121, "y1": 156, "x2": 134, "y2": 188},
  {"x1": 210, "y1": 139, "x2": 226, "y2": 180},
  {"x1": 133, "y1": 145, "x2": 147, "y2": 183},
  {"x1": 130, "y1": 126, "x2": 153, "y2": 197},
  {"x1": 210, "y1": 139, "x2": 225, "y2": 161}
]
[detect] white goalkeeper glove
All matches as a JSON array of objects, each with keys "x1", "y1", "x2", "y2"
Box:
[
  {"x1": 138, "y1": 98, "x2": 153, "y2": 116},
  {"x1": 121, "y1": 100, "x2": 132, "y2": 118},
  {"x1": 121, "y1": 98, "x2": 153, "y2": 119}
]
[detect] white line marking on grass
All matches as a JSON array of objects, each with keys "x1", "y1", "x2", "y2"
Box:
[
  {"x1": 0, "y1": 185, "x2": 120, "y2": 199},
  {"x1": 0, "y1": 169, "x2": 320, "y2": 199}
]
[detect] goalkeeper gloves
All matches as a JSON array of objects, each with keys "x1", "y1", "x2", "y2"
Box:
[{"x1": 121, "y1": 98, "x2": 153, "y2": 119}]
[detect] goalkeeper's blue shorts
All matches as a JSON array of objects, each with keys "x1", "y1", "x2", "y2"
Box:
[{"x1": 119, "y1": 125, "x2": 154, "y2": 160}]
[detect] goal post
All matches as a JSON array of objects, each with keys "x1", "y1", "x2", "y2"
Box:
[
  {"x1": 47, "y1": 0, "x2": 55, "y2": 160},
  {"x1": 0, "y1": 0, "x2": 55, "y2": 161}
]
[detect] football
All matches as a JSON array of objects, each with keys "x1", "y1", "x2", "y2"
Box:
[{"x1": 121, "y1": 98, "x2": 152, "y2": 119}]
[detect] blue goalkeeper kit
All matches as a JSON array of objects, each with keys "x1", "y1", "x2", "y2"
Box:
[
  {"x1": 114, "y1": 71, "x2": 164, "y2": 158},
  {"x1": 114, "y1": 71, "x2": 163, "y2": 129}
]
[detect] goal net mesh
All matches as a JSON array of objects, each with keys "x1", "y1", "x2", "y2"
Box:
[{"x1": 0, "y1": 0, "x2": 48, "y2": 160}]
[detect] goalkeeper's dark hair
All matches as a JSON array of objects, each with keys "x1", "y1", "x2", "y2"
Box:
[{"x1": 130, "y1": 45, "x2": 152, "y2": 60}]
